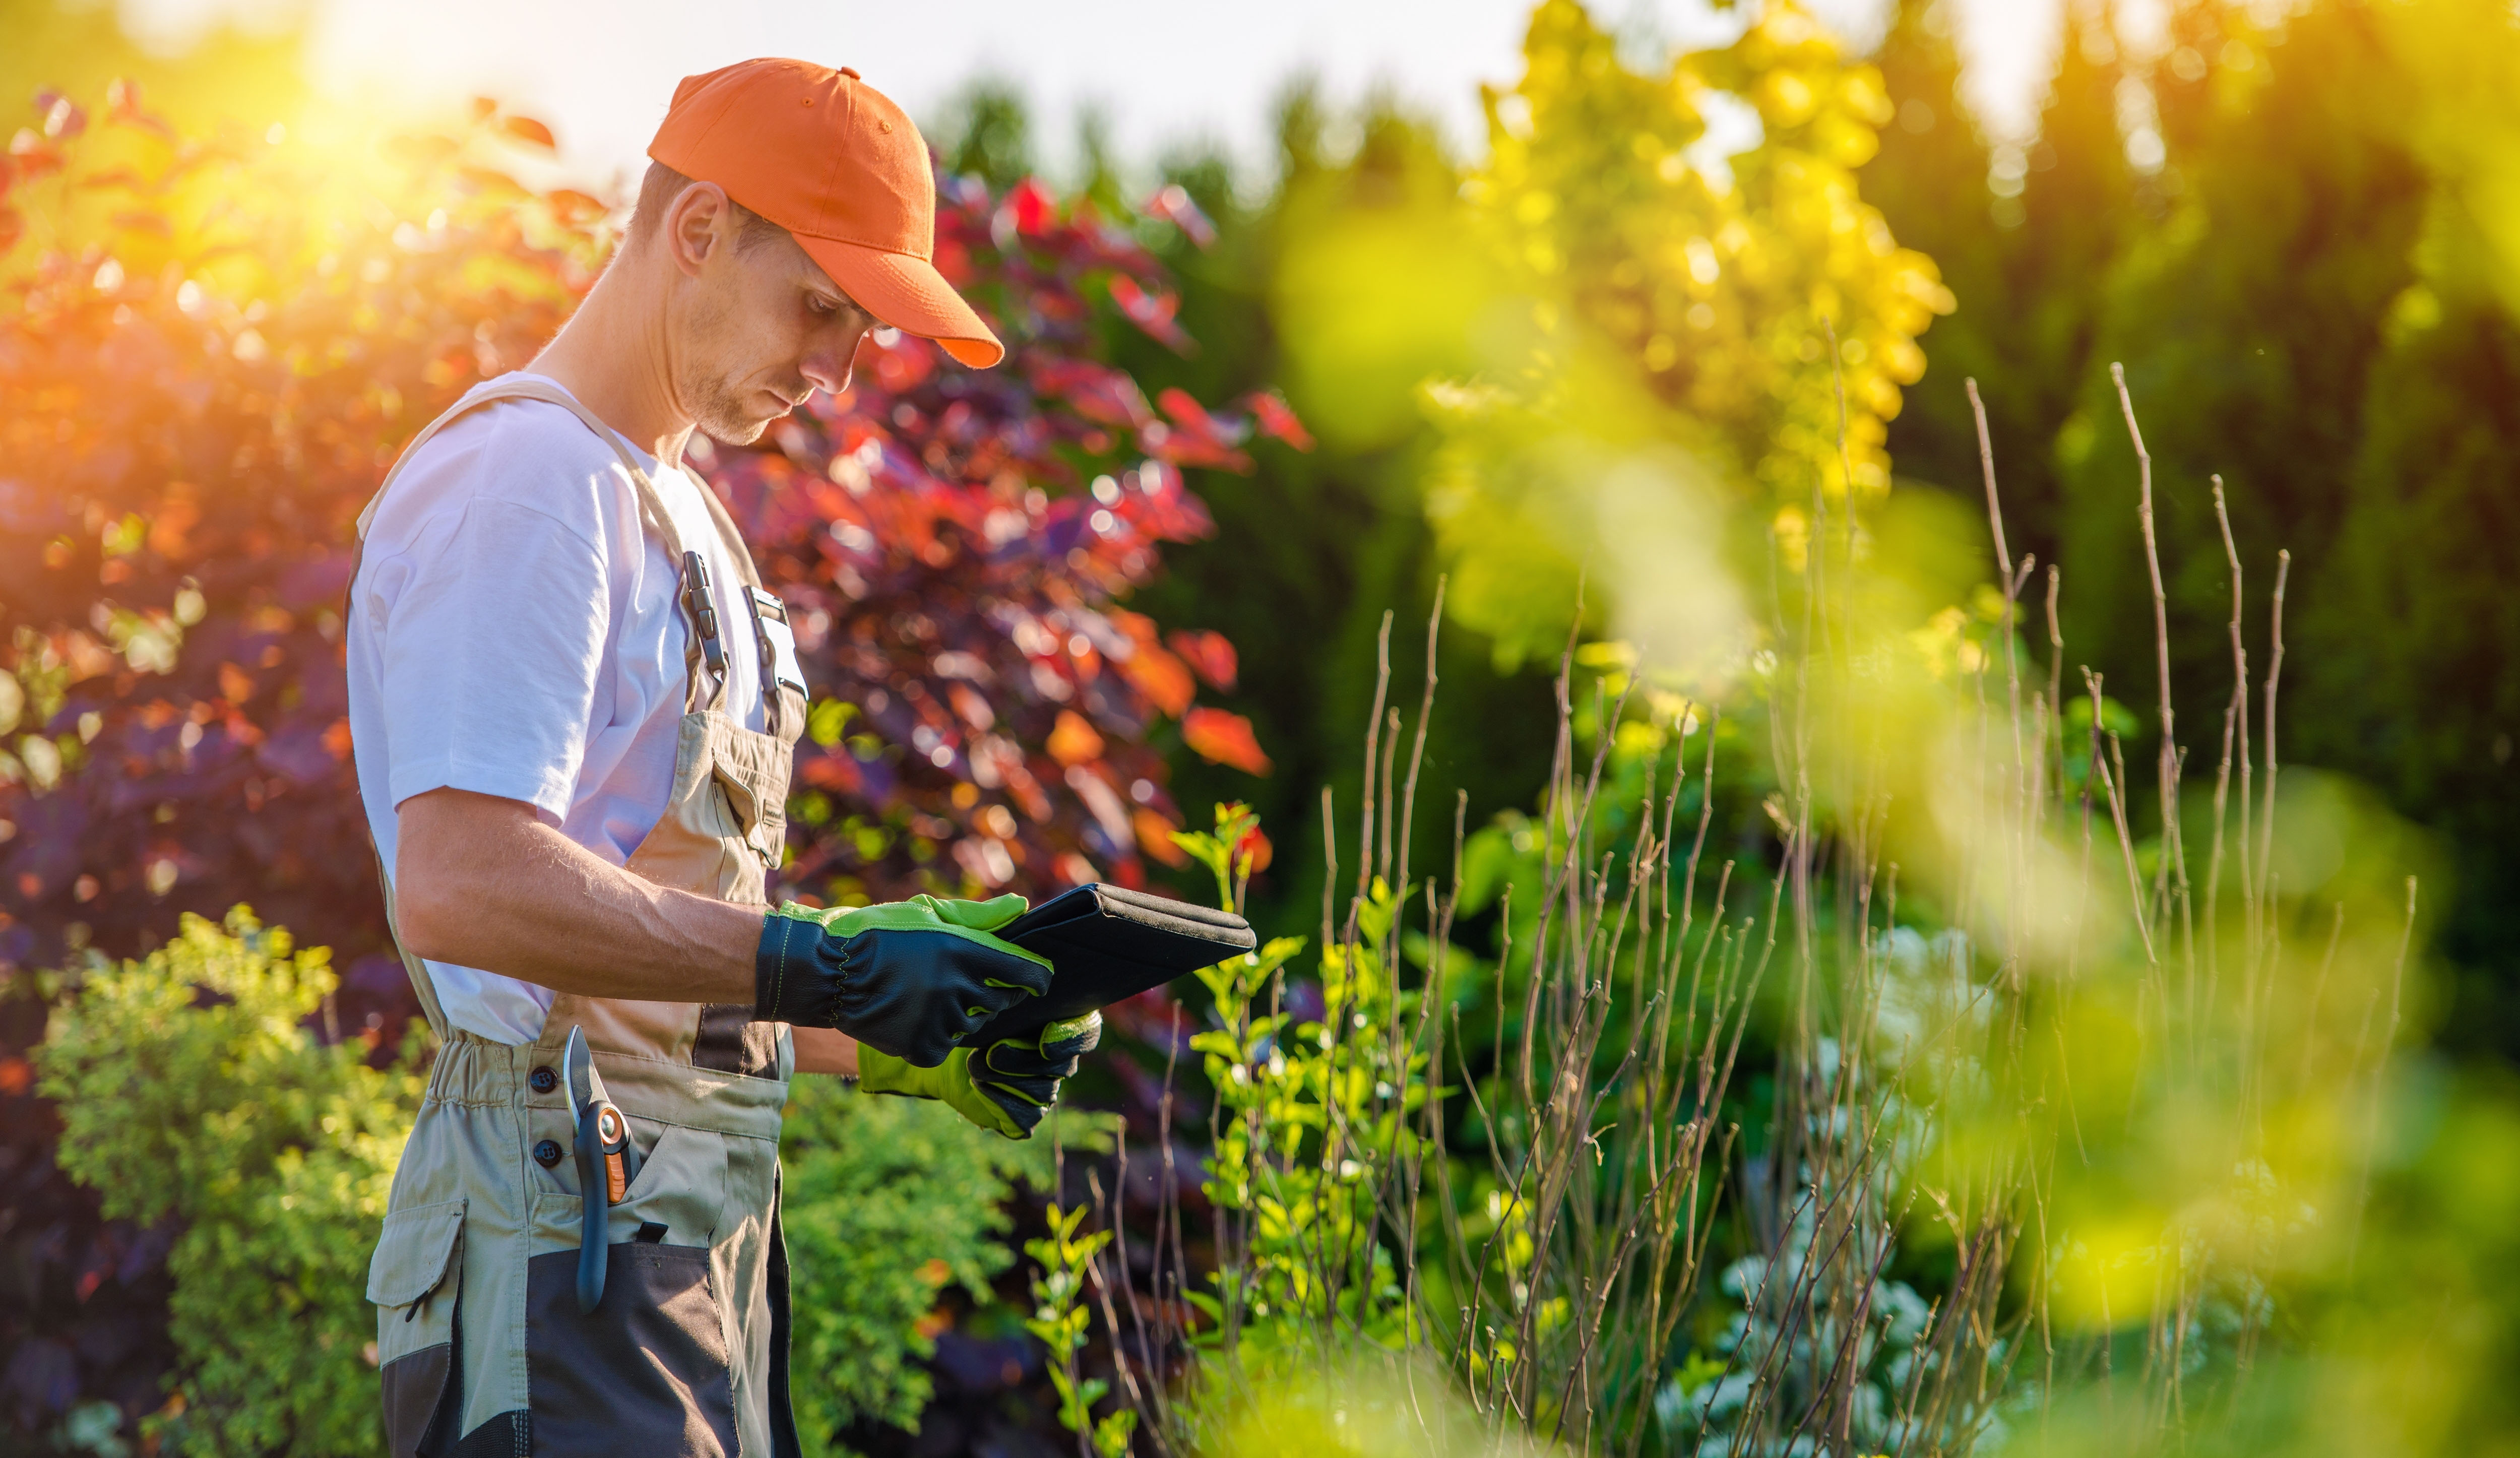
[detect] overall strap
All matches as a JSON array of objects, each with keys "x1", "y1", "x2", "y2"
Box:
[
  {"x1": 355, "y1": 375, "x2": 685, "y2": 560},
  {"x1": 690, "y1": 478, "x2": 810, "y2": 737},
  {"x1": 691, "y1": 472, "x2": 766, "y2": 589}
]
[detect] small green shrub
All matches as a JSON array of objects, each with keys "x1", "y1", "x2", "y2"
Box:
[
  {"x1": 777, "y1": 1073, "x2": 1066, "y2": 1454},
  {"x1": 36, "y1": 909, "x2": 420, "y2": 1457}
]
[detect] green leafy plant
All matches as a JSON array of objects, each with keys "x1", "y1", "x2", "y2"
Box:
[
  {"x1": 35, "y1": 909, "x2": 421, "y2": 1458},
  {"x1": 778, "y1": 1080, "x2": 1060, "y2": 1454},
  {"x1": 1024, "y1": 1198, "x2": 1138, "y2": 1457},
  {"x1": 1175, "y1": 801, "x2": 1426, "y2": 1357}
]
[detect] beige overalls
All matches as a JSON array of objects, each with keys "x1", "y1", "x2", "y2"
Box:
[{"x1": 353, "y1": 377, "x2": 808, "y2": 1458}]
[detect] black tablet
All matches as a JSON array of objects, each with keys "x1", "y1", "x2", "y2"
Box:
[{"x1": 972, "y1": 883, "x2": 1256, "y2": 1046}]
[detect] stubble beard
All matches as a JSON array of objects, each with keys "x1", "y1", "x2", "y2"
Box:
[
  {"x1": 677, "y1": 285, "x2": 773, "y2": 447},
  {"x1": 685, "y1": 371, "x2": 771, "y2": 447}
]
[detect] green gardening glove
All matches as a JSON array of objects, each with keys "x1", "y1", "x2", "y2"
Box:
[
  {"x1": 857, "y1": 1012, "x2": 1103, "y2": 1139},
  {"x1": 756, "y1": 894, "x2": 1054, "y2": 1067}
]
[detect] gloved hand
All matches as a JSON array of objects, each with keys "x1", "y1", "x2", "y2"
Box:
[
  {"x1": 857, "y1": 1012, "x2": 1103, "y2": 1139},
  {"x1": 756, "y1": 895, "x2": 1053, "y2": 1067}
]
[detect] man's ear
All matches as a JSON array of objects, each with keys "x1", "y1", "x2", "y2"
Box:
[{"x1": 662, "y1": 180, "x2": 733, "y2": 279}]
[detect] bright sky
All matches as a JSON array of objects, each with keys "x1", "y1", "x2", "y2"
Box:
[{"x1": 114, "y1": 0, "x2": 2079, "y2": 187}]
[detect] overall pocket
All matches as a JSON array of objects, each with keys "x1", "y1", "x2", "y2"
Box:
[
  {"x1": 611, "y1": 1121, "x2": 730, "y2": 1246},
  {"x1": 525, "y1": 1124, "x2": 738, "y2": 1456},
  {"x1": 365, "y1": 1198, "x2": 466, "y2": 1458}
]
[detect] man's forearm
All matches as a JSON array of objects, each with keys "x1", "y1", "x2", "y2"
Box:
[
  {"x1": 790, "y1": 1027, "x2": 859, "y2": 1076},
  {"x1": 394, "y1": 787, "x2": 760, "y2": 1004}
]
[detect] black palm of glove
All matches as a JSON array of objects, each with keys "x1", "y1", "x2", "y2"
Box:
[
  {"x1": 973, "y1": 1013, "x2": 1103, "y2": 1135},
  {"x1": 756, "y1": 896, "x2": 1052, "y2": 1067},
  {"x1": 858, "y1": 1012, "x2": 1103, "y2": 1139}
]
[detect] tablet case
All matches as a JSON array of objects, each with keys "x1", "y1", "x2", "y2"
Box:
[{"x1": 972, "y1": 883, "x2": 1256, "y2": 1046}]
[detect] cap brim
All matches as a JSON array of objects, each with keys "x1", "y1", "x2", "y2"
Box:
[{"x1": 797, "y1": 236, "x2": 1004, "y2": 369}]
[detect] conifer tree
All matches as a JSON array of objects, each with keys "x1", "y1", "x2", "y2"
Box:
[
  {"x1": 1867, "y1": 0, "x2": 2136, "y2": 561},
  {"x1": 1864, "y1": 0, "x2": 2007, "y2": 499},
  {"x1": 2054, "y1": 0, "x2": 2428, "y2": 725}
]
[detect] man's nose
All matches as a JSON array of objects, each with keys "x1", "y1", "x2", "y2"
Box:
[{"x1": 801, "y1": 324, "x2": 867, "y2": 398}]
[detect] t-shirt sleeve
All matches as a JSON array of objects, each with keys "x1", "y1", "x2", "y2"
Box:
[{"x1": 374, "y1": 496, "x2": 613, "y2": 822}]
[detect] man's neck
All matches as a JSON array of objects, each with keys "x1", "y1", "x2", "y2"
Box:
[{"x1": 529, "y1": 258, "x2": 696, "y2": 469}]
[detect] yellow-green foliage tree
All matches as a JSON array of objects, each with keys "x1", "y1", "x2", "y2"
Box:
[{"x1": 1424, "y1": 0, "x2": 1952, "y2": 666}]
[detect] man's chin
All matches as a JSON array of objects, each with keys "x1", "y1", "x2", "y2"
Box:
[{"x1": 695, "y1": 412, "x2": 773, "y2": 448}]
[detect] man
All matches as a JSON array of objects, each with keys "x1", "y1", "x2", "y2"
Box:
[{"x1": 348, "y1": 59, "x2": 1096, "y2": 1458}]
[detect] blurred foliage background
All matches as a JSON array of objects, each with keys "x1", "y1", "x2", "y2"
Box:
[{"x1": 8, "y1": 0, "x2": 2520, "y2": 1452}]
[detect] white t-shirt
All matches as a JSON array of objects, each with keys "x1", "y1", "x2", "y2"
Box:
[{"x1": 346, "y1": 372, "x2": 771, "y2": 1044}]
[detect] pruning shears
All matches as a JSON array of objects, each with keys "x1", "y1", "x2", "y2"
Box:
[{"x1": 564, "y1": 1026, "x2": 635, "y2": 1314}]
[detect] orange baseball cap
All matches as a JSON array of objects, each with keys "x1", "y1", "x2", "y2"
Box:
[{"x1": 649, "y1": 58, "x2": 1004, "y2": 369}]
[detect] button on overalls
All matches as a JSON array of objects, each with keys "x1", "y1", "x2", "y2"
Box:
[{"x1": 352, "y1": 377, "x2": 809, "y2": 1457}]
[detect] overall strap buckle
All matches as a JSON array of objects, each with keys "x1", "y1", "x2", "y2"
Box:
[
  {"x1": 743, "y1": 586, "x2": 810, "y2": 738},
  {"x1": 680, "y1": 549, "x2": 728, "y2": 680}
]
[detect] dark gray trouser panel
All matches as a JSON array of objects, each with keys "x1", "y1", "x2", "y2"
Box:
[
  {"x1": 525, "y1": 1245, "x2": 738, "y2": 1457},
  {"x1": 692, "y1": 1003, "x2": 782, "y2": 1077},
  {"x1": 766, "y1": 1183, "x2": 800, "y2": 1458},
  {"x1": 447, "y1": 1410, "x2": 528, "y2": 1458},
  {"x1": 380, "y1": 1343, "x2": 453, "y2": 1457}
]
